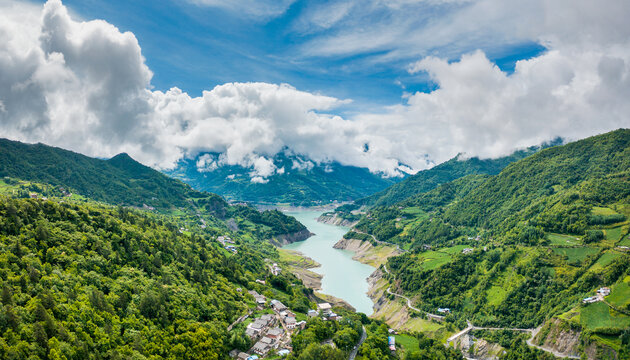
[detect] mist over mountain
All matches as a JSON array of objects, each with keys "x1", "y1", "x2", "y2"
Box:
[{"x1": 166, "y1": 150, "x2": 401, "y2": 206}]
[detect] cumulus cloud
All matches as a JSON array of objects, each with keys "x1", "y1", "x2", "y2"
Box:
[{"x1": 0, "y1": 0, "x2": 628, "y2": 182}]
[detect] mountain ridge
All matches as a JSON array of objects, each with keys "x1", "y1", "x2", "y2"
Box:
[{"x1": 166, "y1": 151, "x2": 402, "y2": 206}]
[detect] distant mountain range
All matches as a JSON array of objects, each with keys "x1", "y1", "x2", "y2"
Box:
[{"x1": 165, "y1": 151, "x2": 401, "y2": 206}]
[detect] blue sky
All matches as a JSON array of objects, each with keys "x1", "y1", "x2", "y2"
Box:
[
  {"x1": 6, "y1": 0, "x2": 626, "y2": 177},
  {"x1": 35, "y1": 0, "x2": 545, "y2": 113}
]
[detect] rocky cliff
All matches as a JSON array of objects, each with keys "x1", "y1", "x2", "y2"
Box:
[
  {"x1": 531, "y1": 318, "x2": 581, "y2": 358},
  {"x1": 270, "y1": 229, "x2": 313, "y2": 246}
]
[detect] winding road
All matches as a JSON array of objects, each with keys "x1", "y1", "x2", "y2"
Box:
[
  {"x1": 382, "y1": 264, "x2": 445, "y2": 320},
  {"x1": 348, "y1": 326, "x2": 367, "y2": 360},
  {"x1": 445, "y1": 321, "x2": 580, "y2": 359}
]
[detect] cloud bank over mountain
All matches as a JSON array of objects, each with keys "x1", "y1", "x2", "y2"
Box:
[{"x1": 0, "y1": 0, "x2": 628, "y2": 180}]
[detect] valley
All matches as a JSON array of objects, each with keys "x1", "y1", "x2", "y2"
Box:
[{"x1": 0, "y1": 129, "x2": 628, "y2": 360}]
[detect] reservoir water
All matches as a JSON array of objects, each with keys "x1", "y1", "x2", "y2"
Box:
[{"x1": 282, "y1": 210, "x2": 375, "y2": 315}]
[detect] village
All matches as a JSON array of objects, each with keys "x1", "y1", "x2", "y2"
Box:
[{"x1": 229, "y1": 292, "x2": 342, "y2": 360}]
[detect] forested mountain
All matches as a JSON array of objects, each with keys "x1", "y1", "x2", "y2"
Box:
[
  {"x1": 166, "y1": 151, "x2": 400, "y2": 206},
  {"x1": 347, "y1": 129, "x2": 630, "y2": 358},
  {"x1": 355, "y1": 142, "x2": 556, "y2": 207},
  {"x1": 353, "y1": 130, "x2": 629, "y2": 248},
  {"x1": 0, "y1": 139, "x2": 196, "y2": 210}
]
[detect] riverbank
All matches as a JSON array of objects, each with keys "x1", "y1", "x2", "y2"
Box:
[
  {"x1": 367, "y1": 269, "x2": 451, "y2": 340},
  {"x1": 278, "y1": 248, "x2": 356, "y2": 311},
  {"x1": 278, "y1": 249, "x2": 323, "y2": 290},
  {"x1": 270, "y1": 228, "x2": 314, "y2": 246},
  {"x1": 333, "y1": 238, "x2": 402, "y2": 267}
]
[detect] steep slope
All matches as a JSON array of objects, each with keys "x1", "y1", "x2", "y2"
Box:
[
  {"x1": 0, "y1": 138, "x2": 195, "y2": 209},
  {"x1": 0, "y1": 196, "x2": 315, "y2": 358},
  {"x1": 354, "y1": 129, "x2": 630, "y2": 248},
  {"x1": 443, "y1": 129, "x2": 630, "y2": 233},
  {"x1": 0, "y1": 138, "x2": 309, "y2": 241},
  {"x1": 166, "y1": 151, "x2": 400, "y2": 206}
]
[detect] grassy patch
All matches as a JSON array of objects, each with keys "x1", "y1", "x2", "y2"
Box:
[
  {"x1": 552, "y1": 247, "x2": 600, "y2": 263},
  {"x1": 604, "y1": 227, "x2": 623, "y2": 242},
  {"x1": 590, "y1": 334, "x2": 622, "y2": 351},
  {"x1": 486, "y1": 285, "x2": 508, "y2": 307},
  {"x1": 580, "y1": 301, "x2": 630, "y2": 331},
  {"x1": 607, "y1": 280, "x2": 630, "y2": 308},
  {"x1": 618, "y1": 234, "x2": 630, "y2": 246},
  {"x1": 592, "y1": 207, "x2": 620, "y2": 216},
  {"x1": 590, "y1": 251, "x2": 622, "y2": 271},
  {"x1": 394, "y1": 334, "x2": 419, "y2": 353},
  {"x1": 419, "y1": 251, "x2": 452, "y2": 270},
  {"x1": 400, "y1": 317, "x2": 446, "y2": 336},
  {"x1": 401, "y1": 207, "x2": 426, "y2": 217},
  {"x1": 547, "y1": 233, "x2": 581, "y2": 246}
]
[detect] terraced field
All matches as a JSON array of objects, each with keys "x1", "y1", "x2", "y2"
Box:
[
  {"x1": 547, "y1": 233, "x2": 581, "y2": 246},
  {"x1": 552, "y1": 247, "x2": 600, "y2": 263}
]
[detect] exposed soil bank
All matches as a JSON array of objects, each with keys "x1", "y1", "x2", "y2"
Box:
[
  {"x1": 333, "y1": 238, "x2": 402, "y2": 268},
  {"x1": 317, "y1": 213, "x2": 358, "y2": 227}
]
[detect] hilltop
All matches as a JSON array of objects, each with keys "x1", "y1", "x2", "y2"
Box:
[{"x1": 0, "y1": 138, "x2": 195, "y2": 210}]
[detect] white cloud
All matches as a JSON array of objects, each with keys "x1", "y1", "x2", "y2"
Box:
[
  {"x1": 196, "y1": 153, "x2": 217, "y2": 172},
  {"x1": 187, "y1": 0, "x2": 295, "y2": 20},
  {"x1": 355, "y1": 48, "x2": 630, "y2": 166},
  {"x1": 0, "y1": 0, "x2": 628, "y2": 182},
  {"x1": 291, "y1": 158, "x2": 315, "y2": 171}
]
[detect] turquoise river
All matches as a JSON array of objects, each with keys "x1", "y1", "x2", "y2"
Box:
[{"x1": 282, "y1": 210, "x2": 375, "y2": 315}]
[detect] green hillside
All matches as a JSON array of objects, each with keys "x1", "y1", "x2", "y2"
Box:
[
  {"x1": 166, "y1": 152, "x2": 399, "y2": 206},
  {"x1": 356, "y1": 143, "x2": 554, "y2": 207},
  {"x1": 0, "y1": 195, "x2": 318, "y2": 359},
  {"x1": 0, "y1": 139, "x2": 196, "y2": 210},
  {"x1": 354, "y1": 129, "x2": 630, "y2": 249}
]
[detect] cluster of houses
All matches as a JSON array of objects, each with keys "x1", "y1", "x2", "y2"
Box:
[
  {"x1": 583, "y1": 287, "x2": 611, "y2": 304},
  {"x1": 249, "y1": 290, "x2": 267, "y2": 309},
  {"x1": 270, "y1": 263, "x2": 282, "y2": 276},
  {"x1": 271, "y1": 300, "x2": 306, "y2": 330},
  {"x1": 241, "y1": 312, "x2": 290, "y2": 357},
  {"x1": 236, "y1": 293, "x2": 313, "y2": 358},
  {"x1": 142, "y1": 203, "x2": 155, "y2": 211},
  {"x1": 218, "y1": 235, "x2": 238, "y2": 253},
  {"x1": 437, "y1": 307, "x2": 451, "y2": 314},
  {"x1": 311, "y1": 303, "x2": 340, "y2": 321},
  {"x1": 462, "y1": 248, "x2": 474, "y2": 254},
  {"x1": 232, "y1": 296, "x2": 344, "y2": 358}
]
